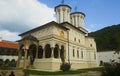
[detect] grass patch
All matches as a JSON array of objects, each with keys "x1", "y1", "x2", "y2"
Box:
[
  {"x1": 23, "y1": 67, "x2": 104, "y2": 75},
  {"x1": 0, "y1": 67, "x2": 16, "y2": 70},
  {"x1": 78, "y1": 67, "x2": 104, "y2": 72}
]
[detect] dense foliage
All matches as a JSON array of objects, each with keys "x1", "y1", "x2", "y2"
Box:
[
  {"x1": 102, "y1": 63, "x2": 120, "y2": 76},
  {"x1": 89, "y1": 24, "x2": 120, "y2": 51},
  {"x1": 60, "y1": 63, "x2": 71, "y2": 71}
]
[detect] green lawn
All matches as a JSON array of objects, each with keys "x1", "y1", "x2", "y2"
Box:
[
  {"x1": 0, "y1": 67, "x2": 16, "y2": 70},
  {"x1": 23, "y1": 67, "x2": 104, "y2": 75}
]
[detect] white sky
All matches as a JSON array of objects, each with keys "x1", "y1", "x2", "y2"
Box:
[{"x1": 0, "y1": 0, "x2": 55, "y2": 41}]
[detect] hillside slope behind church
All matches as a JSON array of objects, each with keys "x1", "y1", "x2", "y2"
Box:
[{"x1": 89, "y1": 24, "x2": 120, "y2": 51}]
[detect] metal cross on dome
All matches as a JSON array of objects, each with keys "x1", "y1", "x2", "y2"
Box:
[
  {"x1": 74, "y1": 6, "x2": 78, "y2": 12},
  {"x1": 61, "y1": 0, "x2": 64, "y2": 4}
]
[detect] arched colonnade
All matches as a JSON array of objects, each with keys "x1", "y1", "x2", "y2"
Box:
[{"x1": 17, "y1": 35, "x2": 65, "y2": 69}]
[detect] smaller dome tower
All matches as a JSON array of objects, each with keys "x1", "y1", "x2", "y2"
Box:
[
  {"x1": 70, "y1": 12, "x2": 85, "y2": 28},
  {"x1": 55, "y1": 4, "x2": 71, "y2": 23}
]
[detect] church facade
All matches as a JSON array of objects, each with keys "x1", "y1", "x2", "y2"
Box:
[{"x1": 17, "y1": 3, "x2": 98, "y2": 71}]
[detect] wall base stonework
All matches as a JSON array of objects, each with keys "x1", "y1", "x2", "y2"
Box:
[
  {"x1": 34, "y1": 58, "x2": 62, "y2": 71},
  {"x1": 19, "y1": 58, "x2": 98, "y2": 71},
  {"x1": 70, "y1": 61, "x2": 98, "y2": 70}
]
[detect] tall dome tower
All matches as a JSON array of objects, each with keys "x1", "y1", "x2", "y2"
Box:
[
  {"x1": 70, "y1": 12, "x2": 85, "y2": 28},
  {"x1": 55, "y1": 4, "x2": 71, "y2": 23}
]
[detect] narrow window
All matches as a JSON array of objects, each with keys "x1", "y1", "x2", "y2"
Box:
[
  {"x1": 74, "y1": 37, "x2": 76, "y2": 41},
  {"x1": 81, "y1": 51, "x2": 83, "y2": 58},
  {"x1": 94, "y1": 52, "x2": 96, "y2": 60},
  {"x1": 79, "y1": 39, "x2": 80, "y2": 43},
  {"x1": 77, "y1": 50, "x2": 79, "y2": 58},
  {"x1": 90, "y1": 44, "x2": 92, "y2": 47},
  {"x1": 73, "y1": 49, "x2": 75, "y2": 57}
]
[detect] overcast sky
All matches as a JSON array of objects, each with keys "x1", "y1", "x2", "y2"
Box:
[{"x1": 0, "y1": 0, "x2": 120, "y2": 41}]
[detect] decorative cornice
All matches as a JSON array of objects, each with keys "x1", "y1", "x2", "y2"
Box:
[
  {"x1": 60, "y1": 22, "x2": 88, "y2": 34},
  {"x1": 19, "y1": 21, "x2": 69, "y2": 36},
  {"x1": 70, "y1": 12, "x2": 86, "y2": 17},
  {"x1": 38, "y1": 34, "x2": 67, "y2": 42},
  {"x1": 55, "y1": 4, "x2": 71, "y2": 11}
]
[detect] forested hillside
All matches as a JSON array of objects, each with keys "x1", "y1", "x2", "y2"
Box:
[{"x1": 89, "y1": 24, "x2": 120, "y2": 51}]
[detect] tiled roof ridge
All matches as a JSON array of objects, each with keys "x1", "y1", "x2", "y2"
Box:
[
  {"x1": 1, "y1": 40, "x2": 18, "y2": 44},
  {"x1": 0, "y1": 40, "x2": 19, "y2": 49}
]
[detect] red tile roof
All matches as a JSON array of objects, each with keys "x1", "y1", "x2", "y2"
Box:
[{"x1": 0, "y1": 40, "x2": 19, "y2": 49}]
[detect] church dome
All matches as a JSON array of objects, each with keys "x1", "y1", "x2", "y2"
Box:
[
  {"x1": 55, "y1": 4, "x2": 71, "y2": 23},
  {"x1": 70, "y1": 12, "x2": 85, "y2": 28}
]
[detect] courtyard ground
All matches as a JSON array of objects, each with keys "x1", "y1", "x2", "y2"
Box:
[{"x1": 0, "y1": 70, "x2": 101, "y2": 76}]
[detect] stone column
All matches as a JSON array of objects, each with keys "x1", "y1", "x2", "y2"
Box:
[
  {"x1": 64, "y1": 50, "x2": 66, "y2": 59},
  {"x1": 58, "y1": 49, "x2": 60, "y2": 58},
  {"x1": 79, "y1": 16, "x2": 81, "y2": 27},
  {"x1": 51, "y1": 47, "x2": 54, "y2": 58},
  {"x1": 64, "y1": 9, "x2": 67, "y2": 22},
  {"x1": 43, "y1": 48, "x2": 45, "y2": 58},
  {"x1": 75, "y1": 15, "x2": 78, "y2": 27},
  {"x1": 60, "y1": 8, "x2": 63, "y2": 23},
  {"x1": 56, "y1": 11, "x2": 59, "y2": 23},
  {"x1": 16, "y1": 49, "x2": 21, "y2": 68},
  {"x1": 77, "y1": 16, "x2": 80, "y2": 27},
  {"x1": 23, "y1": 48, "x2": 28, "y2": 69},
  {"x1": 68, "y1": 10, "x2": 70, "y2": 23},
  {"x1": 71, "y1": 16, "x2": 74, "y2": 25},
  {"x1": 74, "y1": 16, "x2": 76, "y2": 26}
]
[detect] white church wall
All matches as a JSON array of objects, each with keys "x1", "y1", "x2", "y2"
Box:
[
  {"x1": 0, "y1": 55, "x2": 18, "y2": 61},
  {"x1": 31, "y1": 25, "x2": 54, "y2": 39},
  {"x1": 97, "y1": 51, "x2": 120, "y2": 65},
  {"x1": 85, "y1": 37, "x2": 96, "y2": 50},
  {"x1": 65, "y1": 25, "x2": 86, "y2": 46}
]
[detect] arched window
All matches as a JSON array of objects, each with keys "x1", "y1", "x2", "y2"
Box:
[
  {"x1": 38, "y1": 45, "x2": 43, "y2": 58},
  {"x1": 45, "y1": 44, "x2": 51, "y2": 58},
  {"x1": 10, "y1": 59, "x2": 16, "y2": 67},
  {"x1": 0, "y1": 59, "x2": 4, "y2": 67},
  {"x1": 81, "y1": 16, "x2": 83, "y2": 19},
  {"x1": 4, "y1": 59, "x2": 10, "y2": 67},
  {"x1": 54, "y1": 44, "x2": 59, "y2": 58}
]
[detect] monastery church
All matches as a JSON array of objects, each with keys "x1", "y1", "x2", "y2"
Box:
[{"x1": 17, "y1": 2, "x2": 98, "y2": 71}]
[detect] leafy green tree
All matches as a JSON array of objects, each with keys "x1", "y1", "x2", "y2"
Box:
[{"x1": 89, "y1": 24, "x2": 120, "y2": 52}]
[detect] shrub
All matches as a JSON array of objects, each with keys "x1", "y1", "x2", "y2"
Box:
[
  {"x1": 102, "y1": 63, "x2": 120, "y2": 76},
  {"x1": 60, "y1": 63, "x2": 71, "y2": 71}
]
